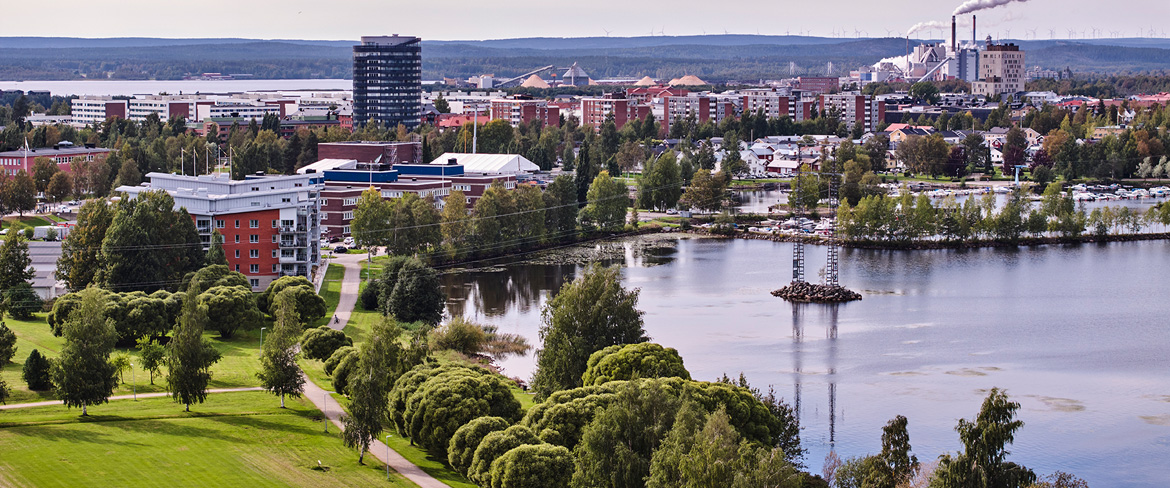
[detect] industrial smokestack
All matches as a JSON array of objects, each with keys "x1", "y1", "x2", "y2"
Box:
[
  {"x1": 972, "y1": 15, "x2": 977, "y2": 46},
  {"x1": 952, "y1": 16, "x2": 957, "y2": 52}
]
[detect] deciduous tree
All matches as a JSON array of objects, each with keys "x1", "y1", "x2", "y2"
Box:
[
  {"x1": 257, "y1": 288, "x2": 305, "y2": 407},
  {"x1": 51, "y1": 287, "x2": 119, "y2": 416},
  {"x1": 166, "y1": 281, "x2": 222, "y2": 412}
]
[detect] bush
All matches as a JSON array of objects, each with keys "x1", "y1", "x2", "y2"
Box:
[
  {"x1": 300, "y1": 326, "x2": 353, "y2": 361},
  {"x1": 4, "y1": 283, "x2": 42, "y2": 320},
  {"x1": 468, "y1": 425, "x2": 541, "y2": 486},
  {"x1": 428, "y1": 317, "x2": 488, "y2": 356},
  {"x1": 324, "y1": 346, "x2": 357, "y2": 376},
  {"x1": 448, "y1": 416, "x2": 511, "y2": 477},
  {"x1": 402, "y1": 367, "x2": 523, "y2": 453},
  {"x1": 0, "y1": 322, "x2": 16, "y2": 364},
  {"x1": 487, "y1": 443, "x2": 574, "y2": 488},
  {"x1": 581, "y1": 343, "x2": 691, "y2": 386},
  {"x1": 22, "y1": 349, "x2": 53, "y2": 390},
  {"x1": 359, "y1": 280, "x2": 381, "y2": 311},
  {"x1": 331, "y1": 350, "x2": 360, "y2": 394}
]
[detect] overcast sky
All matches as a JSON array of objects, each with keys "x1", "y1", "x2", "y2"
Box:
[{"x1": 5, "y1": 0, "x2": 1169, "y2": 41}]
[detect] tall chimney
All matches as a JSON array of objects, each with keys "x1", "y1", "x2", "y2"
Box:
[
  {"x1": 972, "y1": 15, "x2": 977, "y2": 46},
  {"x1": 952, "y1": 16, "x2": 957, "y2": 52}
]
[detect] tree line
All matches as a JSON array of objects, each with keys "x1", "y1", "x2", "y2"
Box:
[{"x1": 836, "y1": 184, "x2": 1170, "y2": 245}]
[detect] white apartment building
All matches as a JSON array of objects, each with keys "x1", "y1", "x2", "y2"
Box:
[{"x1": 972, "y1": 38, "x2": 1026, "y2": 97}]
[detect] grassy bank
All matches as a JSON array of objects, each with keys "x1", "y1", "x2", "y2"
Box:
[{"x1": 0, "y1": 391, "x2": 412, "y2": 487}]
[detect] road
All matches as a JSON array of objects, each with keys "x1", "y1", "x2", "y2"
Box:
[{"x1": 303, "y1": 252, "x2": 449, "y2": 488}]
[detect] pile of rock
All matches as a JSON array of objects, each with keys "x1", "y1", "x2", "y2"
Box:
[{"x1": 771, "y1": 281, "x2": 862, "y2": 303}]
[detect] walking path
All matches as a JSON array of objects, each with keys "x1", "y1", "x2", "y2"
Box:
[
  {"x1": 302, "y1": 253, "x2": 448, "y2": 488},
  {"x1": 0, "y1": 387, "x2": 263, "y2": 410}
]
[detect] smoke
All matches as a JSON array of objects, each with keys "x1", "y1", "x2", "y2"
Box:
[
  {"x1": 953, "y1": 0, "x2": 1030, "y2": 16},
  {"x1": 906, "y1": 20, "x2": 948, "y2": 37}
]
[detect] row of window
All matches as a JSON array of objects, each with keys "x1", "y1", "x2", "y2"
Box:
[{"x1": 212, "y1": 219, "x2": 297, "y2": 229}]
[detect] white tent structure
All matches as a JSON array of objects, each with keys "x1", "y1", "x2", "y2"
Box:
[{"x1": 429, "y1": 153, "x2": 540, "y2": 175}]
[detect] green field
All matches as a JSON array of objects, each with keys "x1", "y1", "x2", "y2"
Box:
[
  {"x1": 0, "y1": 391, "x2": 414, "y2": 487},
  {"x1": 1, "y1": 216, "x2": 54, "y2": 230},
  {"x1": 0, "y1": 313, "x2": 267, "y2": 405}
]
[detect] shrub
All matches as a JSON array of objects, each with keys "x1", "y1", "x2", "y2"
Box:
[
  {"x1": 5, "y1": 283, "x2": 43, "y2": 320},
  {"x1": 448, "y1": 416, "x2": 511, "y2": 477},
  {"x1": 324, "y1": 346, "x2": 357, "y2": 376},
  {"x1": 0, "y1": 322, "x2": 17, "y2": 364},
  {"x1": 300, "y1": 326, "x2": 353, "y2": 361}
]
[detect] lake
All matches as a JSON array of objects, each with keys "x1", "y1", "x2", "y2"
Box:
[
  {"x1": 0, "y1": 79, "x2": 351, "y2": 96},
  {"x1": 441, "y1": 236, "x2": 1170, "y2": 486}
]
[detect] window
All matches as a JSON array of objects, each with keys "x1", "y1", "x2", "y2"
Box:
[
  {"x1": 250, "y1": 220, "x2": 259, "y2": 228},
  {"x1": 215, "y1": 219, "x2": 225, "y2": 228},
  {"x1": 234, "y1": 250, "x2": 240, "y2": 258},
  {"x1": 250, "y1": 249, "x2": 259, "y2": 258},
  {"x1": 281, "y1": 198, "x2": 291, "y2": 203},
  {"x1": 250, "y1": 264, "x2": 259, "y2": 273},
  {"x1": 250, "y1": 235, "x2": 259, "y2": 243},
  {"x1": 234, "y1": 234, "x2": 240, "y2": 244},
  {"x1": 271, "y1": 220, "x2": 278, "y2": 228},
  {"x1": 249, "y1": 278, "x2": 259, "y2": 287},
  {"x1": 343, "y1": 211, "x2": 354, "y2": 220},
  {"x1": 342, "y1": 225, "x2": 351, "y2": 234},
  {"x1": 343, "y1": 198, "x2": 357, "y2": 206},
  {"x1": 272, "y1": 235, "x2": 279, "y2": 243},
  {"x1": 272, "y1": 264, "x2": 279, "y2": 273},
  {"x1": 381, "y1": 190, "x2": 403, "y2": 198},
  {"x1": 235, "y1": 264, "x2": 240, "y2": 272},
  {"x1": 321, "y1": 199, "x2": 328, "y2": 206},
  {"x1": 272, "y1": 250, "x2": 278, "y2": 258},
  {"x1": 282, "y1": 219, "x2": 294, "y2": 227},
  {"x1": 234, "y1": 220, "x2": 240, "y2": 228},
  {"x1": 453, "y1": 184, "x2": 471, "y2": 191}
]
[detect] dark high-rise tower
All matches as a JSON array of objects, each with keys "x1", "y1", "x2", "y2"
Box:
[{"x1": 353, "y1": 35, "x2": 422, "y2": 129}]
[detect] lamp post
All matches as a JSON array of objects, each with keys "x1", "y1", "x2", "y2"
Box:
[
  {"x1": 259, "y1": 327, "x2": 267, "y2": 357},
  {"x1": 385, "y1": 435, "x2": 393, "y2": 481}
]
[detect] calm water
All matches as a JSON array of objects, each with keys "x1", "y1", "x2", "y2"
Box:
[
  {"x1": 735, "y1": 189, "x2": 1169, "y2": 214},
  {"x1": 442, "y1": 237, "x2": 1170, "y2": 486},
  {"x1": 0, "y1": 79, "x2": 351, "y2": 96}
]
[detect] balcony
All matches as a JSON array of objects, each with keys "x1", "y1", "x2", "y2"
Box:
[{"x1": 279, "y1": 240, "x2": 304, "y2": 248}]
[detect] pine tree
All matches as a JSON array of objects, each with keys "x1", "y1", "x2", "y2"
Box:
[
  {"x1": 257, "y1": 289, "x2": 305, "y2": 408},
  {"x1": 206, "y1": 230, "x2": 228, "y2": 266},
  {"x1": 51, "y1": 288, "x2": 118, "y2": 415},
  {"x1": 167, "y1": 280, "x2": 222, "y2": 411}
]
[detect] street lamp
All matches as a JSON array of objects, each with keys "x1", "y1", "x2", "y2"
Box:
[
  {"x1": 385, "y1": 435, "x2": 393, "y2": 481},
  {"x1": 259, "y1": 327, "x2": 267, "y2": 357}
]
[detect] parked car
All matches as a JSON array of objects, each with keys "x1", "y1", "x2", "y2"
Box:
[{"x1": 333, "y1": 246, "x2": 348, "y2": 253}]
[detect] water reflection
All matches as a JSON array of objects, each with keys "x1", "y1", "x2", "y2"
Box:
[
  {"x1": 792, "y1": 302, "x2": 840, "y2": 448},
  {"x1": 443, "y1": 264, "x2": 577, "y2": 319}
]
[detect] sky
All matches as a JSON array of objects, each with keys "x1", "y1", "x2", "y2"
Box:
[{"x1": 4, "y1": 0, "x2": 1169, "y2": 41}]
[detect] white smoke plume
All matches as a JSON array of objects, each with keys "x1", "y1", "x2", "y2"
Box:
[
  {"x1": 953, "y1": 0, "x2": 1030, "y2": 16},
  {"x1": 906, "y1": 20, "x2": 949, "y2": 37}
]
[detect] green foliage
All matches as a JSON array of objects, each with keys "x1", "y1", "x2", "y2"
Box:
[
  {"x1": 257, "y1": 288, "x2": 305, "y2": 407},
  {"x1": 578, "y1": 170, "x2": 629, "y2": 231},
  {"x1": 522, "y1": 383, "x2": 621, "y2": 448},
  {"x1": 166, "y1": 280, "x2": 223, "y2": 411},
  {"x1": 440, "y1": 189, "x2": 473, "y2": 260},
  {"x1": 682, "y1": 169, "x2": 729, "y2": 213},
  {"x1": 385, "y1": 258, "x2": 445, "y2": 325},
  {"x1": 99, "y1": 191, "x2": 205, "y2": 292},
  {"x1": 22, "y1": 348, "x2": 53, "y2": 390},
  {"x1": 300, "y1": 325, "x2": 353, "y2": 361},
  {"x1": 488, "y1": 443, "x2": 575, "y2": 488},
  {"x1": 258, "y1": 276, "x2": 326, "y2": 325},
  {"x1": 183, "y1": 264, "x2": 250, "y2": 296},
  {"x1": 637, "y1": 152, "x2": 683, "y2": 211},
  {"x1": 428, "y1": 316, "x2": 531, "y2": 361},
  {"x1": 0, "y1": 233, "x2": 35, "y2": 292},
  {"x1": 448, "y1": 416, "x2": 512, "y2": 477},
  {"x1": 581, "y1": 342, "x2": 690, "y2": 386},
  {"x1": 4, "y1": 282, "x2": 42, "y2": 320},
  {"x1": 402, "y1": 366, "x2": 523, "y2": 454},
  {"x1": 136, "y1": 336, "x2": 165, "y2": 385},
  {"x1": 51, "y1": 287, "x2": 119, "y2": 415},
  {"x1": 650, "y1": 405, "x2": 801, "y2": 488},
  {"x1": 323, "y1": 345, "x2": 357, "y2": 376},
  {"x1": 909, "y1": 82, "x2": 941, "y2": 105},
  {"x1": 200, "y1": 285, "x2": 261, "y2": 338},
  {"x1": 343, "y1": 317, "x2": 409, "y2": 463},
  {"x1": 330, "y1": 348, "x2": 360, "y2": 394},
  {"x1": 532, "y1": 263, "x2": 646, "y2": 399},
  {"x1": 571, "y1": 379, "x2": 684, "y2": 488},
  {"x1": 57, "y1": 197, "x2": 115, "y2": 291},
  {"x1": 545, "y1": 174, "x2": 579, "y2": 241},
  {"x1": 931, "y1": 388, "x2": 1035, "y2": 488},
  {"x1": 0, "y1": 321, "x2": 16, "y2": 364},
  {"x1": 469, "y1": 425, "x2": 541, "y2": 486},
  {"x1": 206, "y1": 230, "x2": 228, "y2": 266}
]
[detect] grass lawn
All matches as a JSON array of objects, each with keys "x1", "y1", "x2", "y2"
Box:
[
  {"x1": 1, "y1": 216, "x2": 54, "y2": 230},
  {"x1": 1, "y1": 313, "x2": 267, "y2": 405},
  {"x1": 310, "y1": 264, "x2": 344, "y2": 328},
  {"x1": 0, "y1": 391, "x2": 414, "y2": 487}
]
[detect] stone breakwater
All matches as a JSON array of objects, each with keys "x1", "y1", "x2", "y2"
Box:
[{"x1": 771, "y1": 281, "x2": 863, "y2": 303}]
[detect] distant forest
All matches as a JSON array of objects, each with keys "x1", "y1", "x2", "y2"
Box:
[{"x1": 3, "y1": 37, "x2": 1170, "y2": 83}]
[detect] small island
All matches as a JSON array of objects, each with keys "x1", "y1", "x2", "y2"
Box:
[{"x1": 772, "y1": 280, "x2": 863, "y2": 303}]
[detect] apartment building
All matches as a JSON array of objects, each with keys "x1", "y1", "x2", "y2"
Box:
[
  {"x1": 663, "y1": 95, "x2": 736, "y2": 131},
  {"x1": 972, "y1": 38, "x2": 1026, "y2": 97},
  {"x1": 580, "y1": 94, "x2": 651, "y2": 130},
  {"x1": 115, "y1": 172, "x2": 324, "y2": 290},
  {"x1": 353, "y1": 35, "x2": 423, "y2": 129},
  {"x1": 818, "y1": 93, "x2": 886, "y2": 132},
  {"x1": 0, "y1": 144, "x2": 113, "y2": 175},
  {"x1": 490, "y1": 98, "x2": 560, "y2": 128}
]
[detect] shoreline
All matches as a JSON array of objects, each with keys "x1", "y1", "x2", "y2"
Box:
[{"x1": 681, "y1": 228, "x2": 1170, "y2": 250}]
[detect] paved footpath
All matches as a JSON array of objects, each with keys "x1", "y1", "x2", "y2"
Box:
[
  {"x1": 0, "y1": 387, "x2": 263, "y2": 410},
  {"x1": 304, "y1": 253, "x2": 448, "y2": 488}
]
